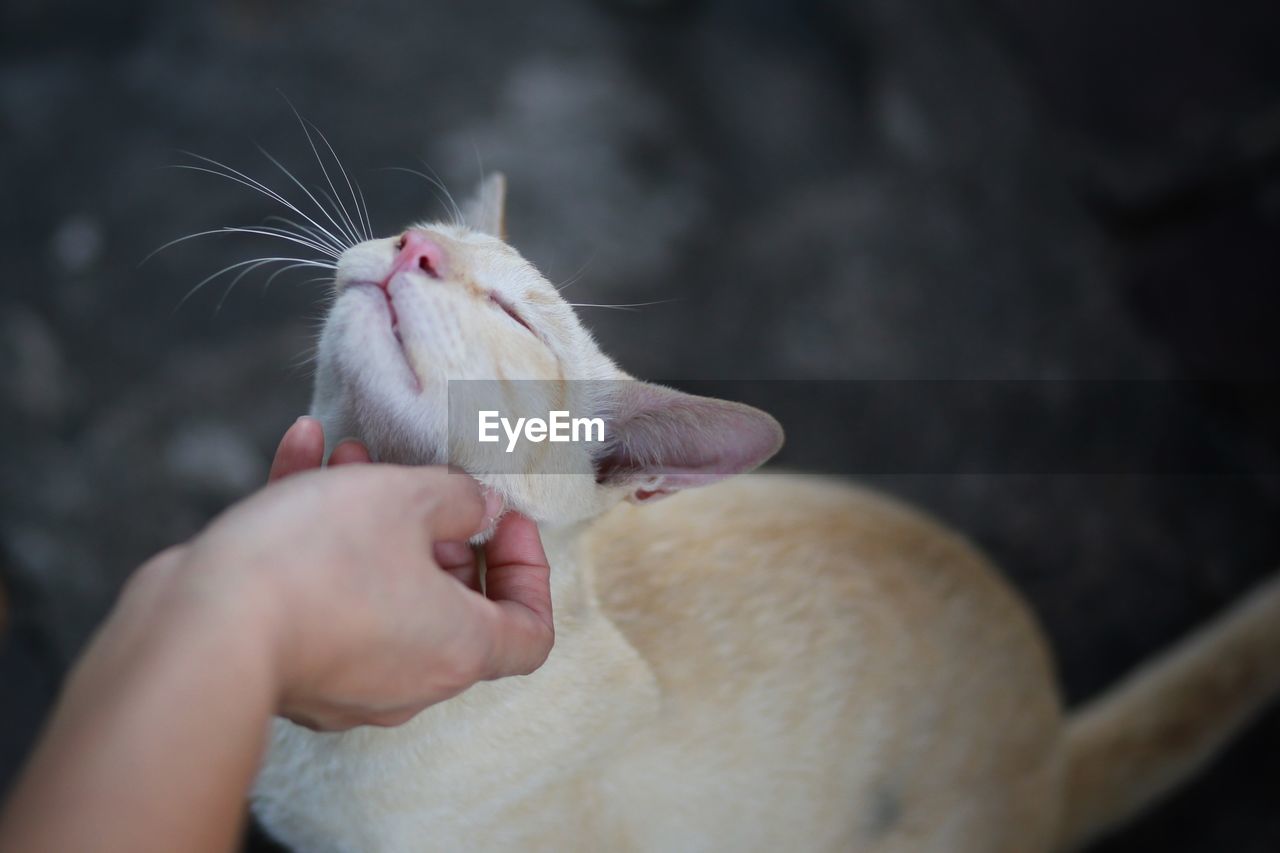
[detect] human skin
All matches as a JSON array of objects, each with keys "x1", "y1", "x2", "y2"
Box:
[{"x1": 0, "y1": 417, "x2": 554, "y2": 853}]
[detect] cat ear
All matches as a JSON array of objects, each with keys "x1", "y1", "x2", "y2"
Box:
[
  {"x1": 461, "y1": 172, "x2": 507, "y2": 239},
  {"x1": 595, "y1": 382, "x2": 784, "y2": 503}
]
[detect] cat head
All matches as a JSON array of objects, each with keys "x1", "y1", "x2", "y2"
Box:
[{"x1": 312, "y1": 175, "x2": 782, "y2": 526}]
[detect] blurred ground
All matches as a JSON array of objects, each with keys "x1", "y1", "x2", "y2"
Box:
[{"x1": 2, "y1": 0, "x2": 1280, "y2": 849}]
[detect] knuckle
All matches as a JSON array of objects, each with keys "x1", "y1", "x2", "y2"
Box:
[
  {"x1": 441, "y1": 638, "x2": 488, "y2": 689},
  {"x1": 520, "y1": 630, "x2": 554, "y2": 675},
  {"x1": 368, "y1": 708, "x2": 418, "y2": 728}
]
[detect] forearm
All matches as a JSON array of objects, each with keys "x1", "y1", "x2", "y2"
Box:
[
  {"x1": 0, "y1": 452, "x2": 550, "y2": 850},
  {"x1": 0, "y1": 552, "x2": 278, "y2": 853}
]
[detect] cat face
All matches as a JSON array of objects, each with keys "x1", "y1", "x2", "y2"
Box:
[{"x1": 312, "y1": 176, "x2": 783, "y2": 526}]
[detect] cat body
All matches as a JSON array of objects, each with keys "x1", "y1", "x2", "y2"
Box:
[
  {"x1": 252, "y1": 176, "x2": 1280, "y2": 851},
  {"x1": 256, "y1": 475, "x2": 1065, "y2": 852}
]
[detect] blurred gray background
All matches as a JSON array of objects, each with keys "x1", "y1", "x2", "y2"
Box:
[{"x1": 3, "y1": 0, "x2": 1280, "y2": 849}]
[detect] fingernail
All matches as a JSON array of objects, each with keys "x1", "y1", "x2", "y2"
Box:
[
  {"x1": 434, "y1": 540, "x2": 474, "y2": 567},
  {"x1": 481, "y1": 488, "x2": 505, "y2": 527}
]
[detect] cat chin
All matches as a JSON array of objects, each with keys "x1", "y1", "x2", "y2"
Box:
[{"x1": 319, "y1": 291, "x2": 425, "y2": 404}]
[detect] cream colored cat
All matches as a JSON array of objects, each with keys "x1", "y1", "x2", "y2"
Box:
[{"x1": 251, "y1": 176, "x2": 1280, "y2": 852}]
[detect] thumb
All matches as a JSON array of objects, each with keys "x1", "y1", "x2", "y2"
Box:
[
  {"x1": 474, "y1": 512, "x2": 554, "y2": 678},
  {"x1": 314, "y1": 464, "x2": 487, "y2": 544},
  {"x1": 403, "y1": 467, "x2": 488, "y2": 543}
]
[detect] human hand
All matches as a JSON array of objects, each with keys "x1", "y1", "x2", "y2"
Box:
[
  {"x1": 141, "y1": 418, "x2": 554, "y2": 731},
  {"x1": 0, "y1": 421, "x2": 555, "y2": 853},
  {"x1": 268, "y1": 419, "x2": 490, "y2": 591}
]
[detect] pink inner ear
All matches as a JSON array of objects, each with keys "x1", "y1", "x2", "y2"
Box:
[{"x1": 596, "y1": 383, "x2": 784, "y2": 494}]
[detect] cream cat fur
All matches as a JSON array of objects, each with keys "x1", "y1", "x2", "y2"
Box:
[{"x1": 252, "y1": 176, "x2": 1280, "y2": 852}]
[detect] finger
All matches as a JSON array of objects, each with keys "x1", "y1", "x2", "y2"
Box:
[
  {"x1": 410, "y1": 468, "x2": 487, "y2": 542},
  {"x1": 268, "y1": 417, "x2": 325, "y2": 483},
  {"x1": 434, "y1": 541, "x2": 481, "y2": 591},
  {"x1": 476, "y1": 512, "x2": 554, "y2": 678},
  {"x1": 331, "y1": 466, "x2": 487, "y2": 552},
  {"x1": 329, "y1": 439, "x2": 372, "y2": 467},
  {"x1": 315, "y1": 465, "x2": 486, "y2": 544},
  {"x1": 483, "y1": 513, "x2": 551, "y2": 616}
]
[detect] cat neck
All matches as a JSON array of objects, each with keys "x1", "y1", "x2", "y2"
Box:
[
  {"x1": 535, "y1": 519, "x2": 601, "y2": 622},
  {"x1": 330, "y1": 415, "x2": 607, "y2": 626}
]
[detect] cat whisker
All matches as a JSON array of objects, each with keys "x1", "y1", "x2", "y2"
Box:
[
  {"x1": 218, "y1": 257, "x2": 310, "y2": 315},
  {"x1": 257, "y1": 145, "x2": 362, "y2": 249},
  {"x1": 261, "y1": 261, "x2": 331, "y2": 293},
  {"x1": 285, "y1": 106, "x2": 364, "y2": 245},
  {"x1": 472, "y1": 144, "x2": 488, "y2": 227},
  {"x1": 555, "y1": 251, "x2": 599, "y2": 293},
  {"x1": 143, "y1": 226, "x2": 339, "y2": 266},
  {"x1": 286, "y1": 351, "x2": 320, "y2": 376},
  {"x1": 263, "y1": 216, "x2": 348, "y2": 257},
  {"x1": 566, "y1": 299, "x2": 681, "y2": 312},
  {"x1": 301, "y1": 117, "x2": 373, "y2": 241},
  {"x1": 173, "y1": 256, "x2": 335, "y2": 314},
  {"x1": 295, "y1": 275, "x2": 339, "y2": 288},
  {"x1": 170, "y1": 155, "x2": 350, "y2": 254},
  {"x1": 421, "y1": 160, "x2": 465, "y2": 228},
  {"x1": 381, "y1": 164, "x2": 464, "y2": 228},
  {"x1": 315, "y1": 186, "x2": 366, "y2": 245},
  {"x1": 276, "y1": 91, "x2": 365, "y2": 245},
  {"x1": 228, "y1": 226, "x2": 341, "y2": 259},
  {"x1": 354, "y1": 180, "x2": 374, "y2": 241}
]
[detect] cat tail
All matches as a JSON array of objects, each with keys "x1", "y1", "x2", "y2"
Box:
[{"x1": 1054, "y1": 572, "x2": 1280, "y2": 851}]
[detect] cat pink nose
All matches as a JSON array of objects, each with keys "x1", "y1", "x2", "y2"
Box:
[{"x1": 389, "y1": 230, "x2": 446, "y2": 282}]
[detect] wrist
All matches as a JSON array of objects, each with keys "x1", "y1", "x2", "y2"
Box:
[{"x1": 85, "y1": 546, "x2": 285, "y2": 714}]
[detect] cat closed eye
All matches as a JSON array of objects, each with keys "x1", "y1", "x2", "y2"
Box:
[{"x1": 489, "y1": 292, "x2": 537, "y2": 336}]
